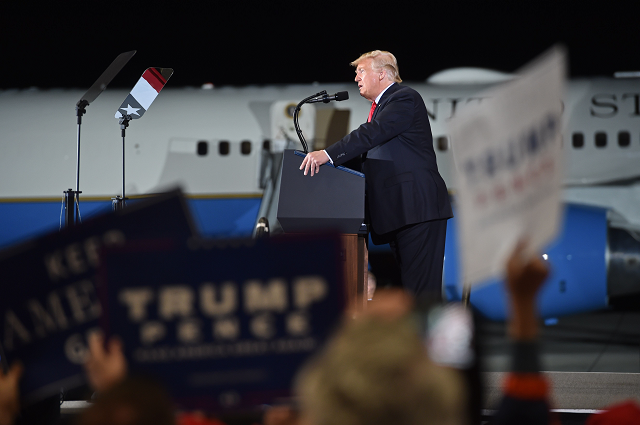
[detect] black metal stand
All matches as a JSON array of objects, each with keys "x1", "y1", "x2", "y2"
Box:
[
  {"x1": 255, "y1": 217, "x2": 270, "y2": 238},
  {"x1": 112, "y1": 115, "x2": 131, "y2": 211},
  {"x1": 111, "y1": 196, "x2": 126, "y2": 211},
  {"x1": 65, "y1": 100, "x2": 88, "y2": 227},
  {"x1": 63, "y1": 51, "x2": 136, "y2": 227},
  {"x1": 63, "y1": 188, "x2": 81, "y2": 226}
]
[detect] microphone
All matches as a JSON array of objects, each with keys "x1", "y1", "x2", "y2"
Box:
[{"x1": 307, "y1": 91, "x2": 349, "y2": 104}]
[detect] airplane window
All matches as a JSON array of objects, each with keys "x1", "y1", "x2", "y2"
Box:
[
  {"x1": 595, "y1": 132, "x2": 607, "y2": 148},
  {"x1": 241, "y1": 140, "x2": 252, "y2": 155},
  {"x1": 219, "y1": 141, "x2": 230, "y2": 155},
  {"x1": 263, "y1": 139, "x2": 271, "y2": 151},
  {"x1": 572, "y1": 133, "x2": 584, "y2": 148},
  {"x1": 197, "y1": 141, "x2": 208, "y2": 156},
  {"x1": 436, "y1": 136, "x2": 449, "y2": 151},
  {"x1": 618, "y1": 131, "x2": 631, "y2": 147}
]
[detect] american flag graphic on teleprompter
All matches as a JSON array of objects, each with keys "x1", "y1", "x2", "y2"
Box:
[{"x1": 116, "y1": 67, "x2": 173, "y2": 119}]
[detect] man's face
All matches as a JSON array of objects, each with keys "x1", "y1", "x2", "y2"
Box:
[{"x1": 354, "y1": 58, "x2": 383, "y2": 102}]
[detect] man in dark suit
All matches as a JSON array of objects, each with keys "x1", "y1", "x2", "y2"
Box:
[{"x1": 300, "y1": 50, "x2": 452, "y2": 298}]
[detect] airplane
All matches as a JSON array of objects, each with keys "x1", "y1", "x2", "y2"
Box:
[{"x1": 0, "y1": 67, "x2": 639, "y2": 320}]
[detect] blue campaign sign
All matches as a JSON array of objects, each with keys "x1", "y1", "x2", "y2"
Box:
[
  {"x1": 99, "y1": 234, "x2": 345, "y2": 411},
  {"x1": 0, "y1": 189, "x2": 196, "y2": 404}
]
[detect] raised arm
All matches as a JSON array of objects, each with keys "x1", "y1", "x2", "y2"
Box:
[
  {"x1": 0, "y1": 362, "x2": 22, "y2": 425},
  {"x1": 84, "y1": 332, "x2": 128, "y2": 393},
  {"x1": 492, "y1": 241, "x2": 557, "y2": 425}
]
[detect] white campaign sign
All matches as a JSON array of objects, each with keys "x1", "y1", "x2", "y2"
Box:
[{"x1": 448, "y1": 46, "x2": 566, "y2": 286}]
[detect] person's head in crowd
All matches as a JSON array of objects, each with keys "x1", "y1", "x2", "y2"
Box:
[
  {"x1": 586, "y1": 400, "x2": 640, "y2": 425},
  {"x1": 79, "y1": 376, "x2": 175, "y2": 425},
  {"x1": 294, "y1": 289, "x2": 465, "y2": 425}
]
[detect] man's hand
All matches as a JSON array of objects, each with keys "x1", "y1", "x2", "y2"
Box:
[
  {"x1": 299, "y1": 151, "x2": 330, "y2": 176},
  {"x1": 0, "y1": 362, "x2": 23, "y2": 425},
  {"x1": 84, "y1": 332, "x2": 128, "y2": 393},
  {"x1": 505, "y1": 240, "x2": 549, "y2": 340}
]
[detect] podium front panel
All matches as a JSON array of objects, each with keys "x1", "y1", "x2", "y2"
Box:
[{"x1": 277, "y1": 150, "x2": 365, "y2": 234}]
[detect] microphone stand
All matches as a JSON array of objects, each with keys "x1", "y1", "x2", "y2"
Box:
[{"x1": 293, "y1": 90, "x2": 326, "y2": 154}]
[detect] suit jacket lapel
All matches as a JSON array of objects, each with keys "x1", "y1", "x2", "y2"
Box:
[{"x1": 371, "y1": 83, "x2": 400, "y2": 121}]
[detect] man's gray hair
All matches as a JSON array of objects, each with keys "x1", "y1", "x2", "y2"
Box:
[{"x1": 351, "y1": 50, "x2": 402, "y2": 83}]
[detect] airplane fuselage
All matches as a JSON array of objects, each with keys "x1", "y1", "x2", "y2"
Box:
[{"x1": 1, "y1": 70, "x2": 639, "y2": 318}]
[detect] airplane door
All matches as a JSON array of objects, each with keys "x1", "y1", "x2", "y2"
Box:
[{"x1": 270, "y1": 101, "x2": 315, "y2": 151}]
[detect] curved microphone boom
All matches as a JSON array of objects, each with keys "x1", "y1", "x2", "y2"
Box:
[
  {"x1": 294, "y1": 91, "x2": 350, "y2": 153},
  {"x1": 293, "y1": 90, "x2": 324, "y2": 153}
]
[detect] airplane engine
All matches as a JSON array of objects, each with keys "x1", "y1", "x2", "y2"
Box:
[
  {"x1": 608, "y1": 226, "x2": 640, "y2": 301},
  {"x1": 443, "y1": 203, "x2": 640, "y2": 320}
]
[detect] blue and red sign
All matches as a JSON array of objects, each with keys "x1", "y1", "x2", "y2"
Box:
[{"x1": 99, "y1": 234, "x2": 345, "y2": 411}]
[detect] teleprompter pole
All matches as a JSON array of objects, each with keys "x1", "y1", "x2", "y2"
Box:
[
  {"x1": 64, "y1": 51, "x2": 136, "y2": 225},
  {"x1": 112, "y1": 115, "x2": 131, "y2": 211}
]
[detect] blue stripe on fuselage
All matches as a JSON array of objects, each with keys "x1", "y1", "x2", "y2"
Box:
[{"x1": 0, "y1": 197, "x2": 261, "y2": 250}]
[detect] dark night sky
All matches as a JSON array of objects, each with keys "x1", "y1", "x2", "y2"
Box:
[{"x1": 2, "y1": 1, "x2": 639, "y2": 89}]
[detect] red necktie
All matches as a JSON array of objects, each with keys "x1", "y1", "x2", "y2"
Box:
[{"x1": 367, "y1": 101, "x2": 377, "y2": 122}]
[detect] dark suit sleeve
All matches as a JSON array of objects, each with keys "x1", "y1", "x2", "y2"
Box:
[{"x1": 326, "y1": 89, "x2": 415, "y2": 167}]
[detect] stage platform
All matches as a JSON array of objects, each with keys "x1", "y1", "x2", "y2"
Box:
[
  {"x1": 483, "y1": 371, "x2": 640, "y2": 409},
  {"x1": 479, "y1": 309, "x2": 640, "y2": 415}
]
